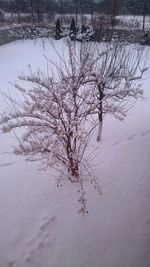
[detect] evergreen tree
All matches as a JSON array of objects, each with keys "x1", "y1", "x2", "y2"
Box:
[
  {"x1": 54, "y1": 18, "x2": 62, "y2": 40},
  {"x1": 141, "y1": 32, "x2": 150, "y2": 45},
  {"x1": 70, "y1": 17, "x2": 76, "y2": 33},
  {"x1": 81, "y1": 24, "x2": 86, "y2": 34},
  {"x1": 69, "y1": 17, "x2": 76, "y2": 40}
]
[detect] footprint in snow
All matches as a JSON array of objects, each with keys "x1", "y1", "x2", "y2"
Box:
[
  {"x1": 141, "y1": 130, "x2": 150, "y2": 136},
  {"x1": 0, "y1": 162, "x2": 15, "y2": 168},
  {"x1": 112, "y1": 140, "x2": 122, "y2": 146},
  {"x1": 126, "y1": 134, "x2": 136, "y2": 140},
  {"x1": 22, "y1": 215, "x2": 57, "y2": 264}
]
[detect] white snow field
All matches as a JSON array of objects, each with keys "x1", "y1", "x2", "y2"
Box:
[{"x1": 0, "y1": 39, "x2": 150, "y2": 267}]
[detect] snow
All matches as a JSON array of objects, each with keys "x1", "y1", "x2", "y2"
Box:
[{"x1": 0, "y1": 39, "x2": 150, "y2": 267}]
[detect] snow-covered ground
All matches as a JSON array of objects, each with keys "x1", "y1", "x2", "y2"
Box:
[{"x1": 0, "y1": 39, "x2": 150, "y2": 267}]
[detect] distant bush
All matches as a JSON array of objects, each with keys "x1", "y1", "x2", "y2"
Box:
[{"x1": 76, "y1": 25, "x2": 94, "y2": 42}]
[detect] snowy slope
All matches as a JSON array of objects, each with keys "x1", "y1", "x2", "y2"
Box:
[{"x1": 0, "y1": 39, "x2": 150, "y2": 267}]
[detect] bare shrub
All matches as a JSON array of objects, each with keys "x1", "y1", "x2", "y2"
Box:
[
  {"x1": 0, "y1": 40, "x2": 98, "y2": 198},
  {"x1": 0, "y1": 39, "x2": 148, "y2": 213},
  {"x1": 93, "y1": 13, "x2": 112, "y2": 31}
]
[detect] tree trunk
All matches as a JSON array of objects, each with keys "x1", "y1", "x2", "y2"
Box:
[
  {"x1": 91, "y1": 1, "x2": 94, "y2": 28},
  {"x1": 143, "y1": 15, "x2": 146, "y2": 31},
  {"x1": 36, "y1": 0, "x2": 40, "y2": 23},
  {"x1": 97, "y1": 84, "x2": 104, "y2": 142},
  {"x1": 80, "y1": 42, "x2": 83, "y2": 62},
  {"x1": 60, "y1": 0, "x2": 63, "y2": 26},
  {"x1": 16, "y1": 0, "x2": 20, "y2": 23},
  {"x1": 69, "y1": 160, "x2": 79, "y2": 182},
  {"x1": 111, "y1": 0, "x2": 119, "y2": 29},
  {"x1": 75, "y1": 0, "x2": 78, "y2": 26},
  {"x1": 142, "y1": 0, "x2": 147, "y2": 32},
  {"x1": 30, "y1": 0, "x2": 34, "y2": 24},
  {"x1": 81, "y1": 0, "x2": 84, "y2": 25},
  {"x1": 97, "y1": 101, "x2": 103, "y2": 142}
]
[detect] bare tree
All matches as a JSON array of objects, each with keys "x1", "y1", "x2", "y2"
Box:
[
  {"x1": 0, "y1": 40, "x2": 97, "y2": 185},
  {"x1": 93, "y1": 13, "x2": 112, "y2": 32},
  {"x1": 83, "y1": 41, "x2": 147, "y2": 143},
  {"x1": 0, "y1": 40, "x2": 147, "y2": 168},
  {"x1": 0, "y1": 40, "x2": 148, "y2": 212},
  {"x1": 78, "y1": 42, "x2": 148, "y2": 141}
]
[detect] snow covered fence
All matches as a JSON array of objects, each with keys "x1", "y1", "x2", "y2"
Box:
[
  {"x1": 0, "y1": 26, "x2": 150, "y2": 46},
  {"x1": 0, "y1": 25, "x2": 54, "y2": 46},
  {"x1": 9, "y1": 25, "x2": 54, "y2": 40},
  {"x1": 95, "y1": 29, "x2": 150, "y2": 44},
  {"x1": 0, "y1": 26, "x2": 21, "y2": 45}
]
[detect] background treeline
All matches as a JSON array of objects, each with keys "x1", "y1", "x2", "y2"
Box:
[{"x1": 0, "y1": 0, "x2": 150, "y2": 16}]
